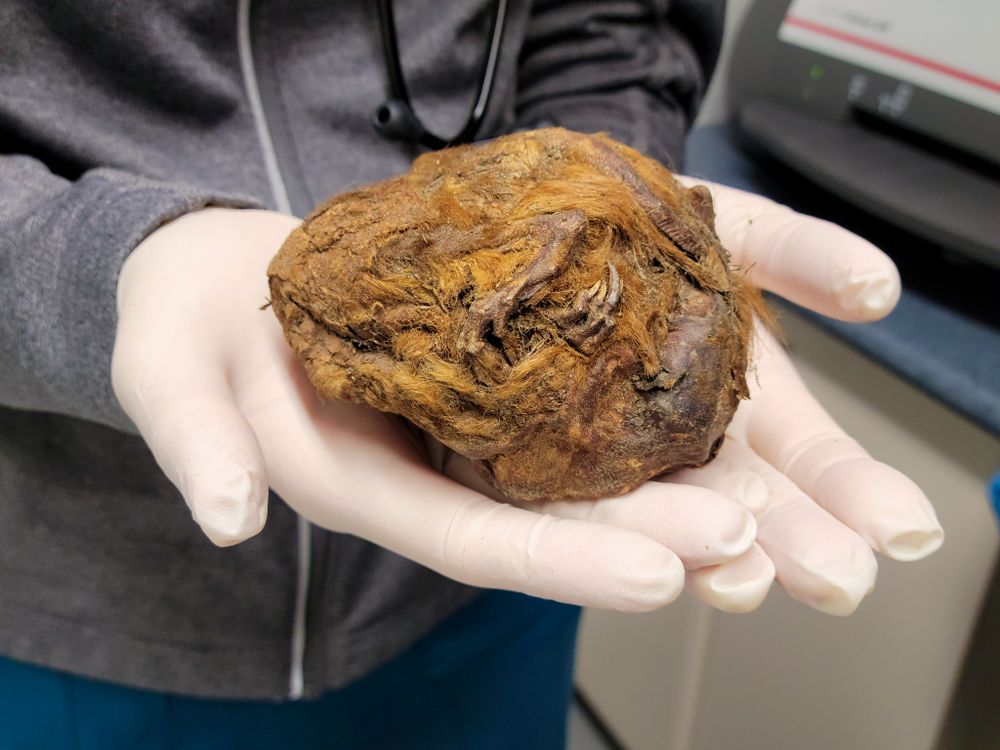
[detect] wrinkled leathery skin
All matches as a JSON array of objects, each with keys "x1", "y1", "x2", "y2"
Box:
[{"x1": 268, "y1": 128, "x2": 766, "y2": 502}]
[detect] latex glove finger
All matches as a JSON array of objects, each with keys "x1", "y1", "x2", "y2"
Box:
[
  {"x1": 443, "y1": 451, "x2": 756, "y2": 570},
  {"x1": 735, "y1": 328, "x2": 944, "y2": 561},
  {"x1": 660, "y1": 439, "x2": 770, "y2": 514},
  {"x1": 111, "y1": 347, "x2": 269, "y2": 547},
  {"x1": 111, "y1": 208, "x2": 301, "y2": 546},
  {"x1": 655, "y1": 440, "x2": 775, "y2": 612},
  {"x1": 686, "y1": 543, "x2": 775, "y2": 614},
  {"x1": 676, "y1": 176, "x2": 900, "y2": 321},
  {"x1": 251, "y1": 378, "x2": 685, "y2": 612},
  {"x1": 699, "y1": 439, "x2": 878, "y2": 616}
]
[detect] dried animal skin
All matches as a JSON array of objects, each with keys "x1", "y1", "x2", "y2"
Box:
[{"x1": 268, "y1": 128, "x2": 766, "y2": 502}]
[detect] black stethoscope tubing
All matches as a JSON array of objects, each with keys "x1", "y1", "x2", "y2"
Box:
[{"x1": 373, "y1": 0, "x2": 509, "y2": 149}]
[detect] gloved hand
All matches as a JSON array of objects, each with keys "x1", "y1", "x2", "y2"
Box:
[
  {"x1": 112, "y1": 184, "x2": 941, "y2": 615},
  {"x1": 668, "y1": 178, "x2": 943, "y2": 614},
  {"x1": 439, "y1": 178, "x2": 942, "y2": 615},
  {"x1": 115, "y1": 208, "x2": 741, "y2": 611}
]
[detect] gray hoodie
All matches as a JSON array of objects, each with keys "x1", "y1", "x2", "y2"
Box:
[{"x1": 0, "y1": 0, "x2": 722, "y2": 700}]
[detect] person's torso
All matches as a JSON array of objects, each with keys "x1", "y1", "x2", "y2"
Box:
[{"x1": 0, "y1": 0, "x2": 533, "y2": 699}]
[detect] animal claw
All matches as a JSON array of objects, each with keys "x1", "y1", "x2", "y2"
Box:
[{"x1": 561, "y1": 261, "x2": 622, "y2": 353}]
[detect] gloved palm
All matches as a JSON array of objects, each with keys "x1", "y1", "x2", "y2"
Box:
[
  {"x1": 670, "y1": 178, "x2": 943, "y2": 614},
  {"x1": 429, "y1": 181, "x2": 942, "y2": 614},
  {"x1": 115, "y1": 209, "x2": 703, "y2": 610},
  {"x1": 113, "y1": 183, "x2": 941, "y2": 616}
]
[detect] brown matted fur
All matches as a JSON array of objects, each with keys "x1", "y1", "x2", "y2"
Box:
[{"x1": 268, "y1": 128, "x2": 767, "y2": 501}]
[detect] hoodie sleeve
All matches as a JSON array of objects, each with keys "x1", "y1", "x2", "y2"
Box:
[
  {"x1": 516, "y1": 0, "x2": 726, "y2": 170},
  {"x1": 0, "y1": 155, "x2": 261, "y2": 432}
]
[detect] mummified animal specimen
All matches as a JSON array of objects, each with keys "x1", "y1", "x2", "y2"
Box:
[{"x1": 268, "y1": 128, "x2": 765, "y2": 501}]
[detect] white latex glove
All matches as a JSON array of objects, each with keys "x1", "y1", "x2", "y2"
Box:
[
  {"x1": 114, "y1": 208, "x2": 758, "y2": 612},
  {"x1": 112, "y1": 179, "x2": 943, "y2": 616},
  {"x1": 443, "y1": 178, "x2": 943, "y2": 615},
  {"x1": 660, "y1": 178, "x2": 944, "y2": 615}
]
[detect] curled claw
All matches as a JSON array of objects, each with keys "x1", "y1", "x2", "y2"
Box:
[
  {"x1": 605, "y1": 260, "x2": 621, "y2": 307},
  {"x1": 561, "y1": 260, "x2": 622, "y2": 353}
]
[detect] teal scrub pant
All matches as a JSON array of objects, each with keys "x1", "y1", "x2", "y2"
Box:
[{"x1": 0, "y1": 591, "x2": 581, "y2": 750}]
